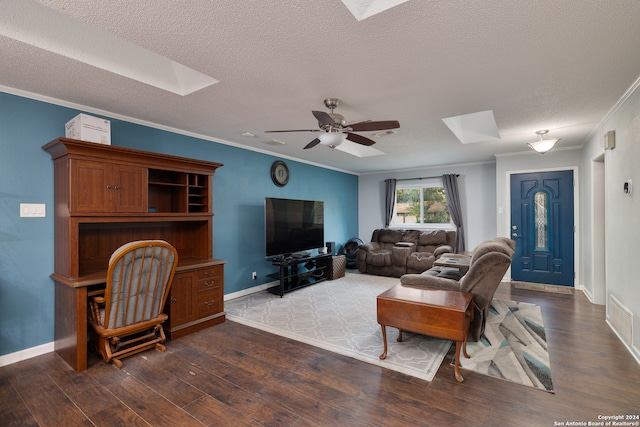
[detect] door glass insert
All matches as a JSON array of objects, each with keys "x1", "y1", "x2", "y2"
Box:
[{"x1": 534, "y1": 191, "x2": 548, "y2": 250}]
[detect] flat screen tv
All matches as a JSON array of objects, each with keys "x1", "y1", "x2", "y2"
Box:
[{"x1": 265, "y1": 197, "x2": 324, "y2": 258}]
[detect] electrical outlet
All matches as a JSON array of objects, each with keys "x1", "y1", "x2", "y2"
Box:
[{"x1": 252, "y1": 271, "x2": 257, "y2": 280}]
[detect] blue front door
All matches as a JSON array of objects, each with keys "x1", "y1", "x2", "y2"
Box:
[{"x1": 510, "y1": 170, "x2": 574, "y2": 286}]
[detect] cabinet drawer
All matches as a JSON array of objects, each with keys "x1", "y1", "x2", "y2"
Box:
[
  {"x1": 197, "y1": 265, "x2": 223, "y2": 281},
  {"x1": 197, "y1": 278, "x2": 221, "y2": 292},
  {"x1": 196, "y1": 289, "x2": 223, "y2": 316}
]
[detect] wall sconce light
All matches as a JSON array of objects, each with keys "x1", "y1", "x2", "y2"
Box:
[{"x1": 528, "y1": 130, "x2": 560, "y2": 154}]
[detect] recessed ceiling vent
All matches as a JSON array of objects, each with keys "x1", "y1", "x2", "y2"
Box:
[{"x1": 263, "y1": 139, "x2": 287, "y2": 146}]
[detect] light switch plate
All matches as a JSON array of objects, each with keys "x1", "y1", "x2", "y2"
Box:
[{"x1": 20, "y1": 203, "x2": 46, "y2": 217}]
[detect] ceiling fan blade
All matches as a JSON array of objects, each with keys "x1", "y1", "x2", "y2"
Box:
[
  {"x1": 265, "y1": 129, "x2": 319, "y2": 133},
  {"x1": 348, "y1": 120, "x2": 400, "y2": 132},
  {"x1": 346, "y1": 133, "x2": 376, "y2": 146},
  {"x1": 312, "y1": 110, "x2": 334, "y2": 127},
  {"x1": 304, "y1": 138, "x2": 321, "y2": 149}
]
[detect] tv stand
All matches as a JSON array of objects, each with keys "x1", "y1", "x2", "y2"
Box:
[
  {"x1": 269, "y1": 254, "x2": 333, "y2": 297},
  {"x1": 291, "y1": 251, "x2": 311, "y2": 258}
]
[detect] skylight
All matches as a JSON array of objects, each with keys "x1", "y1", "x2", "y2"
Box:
[
  {"x1": 340, "y1": 0, "x2": 411, "y2": 21},
  {"x1": 335, "y1": 141, "x2": 386, "y2": 157},
  {"x1": 1, "y1": 0, "x2": 218, "y2": 96},
  {"x1": 442, "y1": 110, "x2": 501, "y2": 144}
]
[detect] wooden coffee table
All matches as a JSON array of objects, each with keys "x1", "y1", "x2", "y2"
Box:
[{"x1": 377, "y1": 284, "x2": 473, "y2": 382}]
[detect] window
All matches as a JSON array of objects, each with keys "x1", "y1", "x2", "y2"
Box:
[
  {"x1": 391, "y1": 179, "x2": 451, "y2": 228},
  {"x1": 534, "y1": 191, "x2": 548, "y2": 250}
]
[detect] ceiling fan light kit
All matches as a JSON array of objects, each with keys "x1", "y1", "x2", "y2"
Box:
[
  {"x1": 528, "y1": 130, "x2": 560, "y2": 154},
  {"x1": 265, "y1": 98, "x2": 400, "y2": 155},
  {"x1": 318, "y1": 132, "x2": 347, "y2": 148}
]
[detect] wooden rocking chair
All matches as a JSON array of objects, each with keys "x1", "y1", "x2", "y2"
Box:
[{"x1": 89, "y1": 240, "x2": 178, "y2": 368}]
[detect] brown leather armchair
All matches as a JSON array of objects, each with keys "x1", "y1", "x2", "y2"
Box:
[{"x1": 400, "y1": 237, "x2": 515, "y2": 341}]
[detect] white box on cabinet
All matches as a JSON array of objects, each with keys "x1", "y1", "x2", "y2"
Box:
[{"x1": 65, "y1": 114, "x2": 111, "y2": 145}]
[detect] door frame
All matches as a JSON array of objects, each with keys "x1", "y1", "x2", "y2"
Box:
[
  {"x1": 505, "y1": 166, "x2": 580, "y2": 288},
  {"x1": 591, "y1": 153, "x2": 606, "y2": 304}
]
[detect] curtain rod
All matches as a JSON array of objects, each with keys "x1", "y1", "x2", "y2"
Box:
[{"x1": 395, "y1": 174, "x2": 459, "y2": 182}]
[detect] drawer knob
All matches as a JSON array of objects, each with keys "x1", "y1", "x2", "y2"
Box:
[
  {"x1": 204, "y1": 281, "x2": 215, "y2": 287},
  {"x1": 171, "y1": 298, "x2": 177, "y2": 304},
  {"x1": 204, "y1": 299, "x2": 215, "y2": 307}
]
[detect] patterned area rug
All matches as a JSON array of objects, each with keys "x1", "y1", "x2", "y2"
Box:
[
  {"x1": 225, "y1": 274, "x2": 451, "y2": 382},
  {"x1": 226, "y1": 274, "x2": 553, "y2": 390},
  {"x1": 459, "y1": 299, "x2": 554, "y2": 392}
]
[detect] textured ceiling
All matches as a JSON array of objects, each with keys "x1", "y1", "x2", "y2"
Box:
[{"x1": 3, "y1": 0, "x2": 640, "y2": 173}]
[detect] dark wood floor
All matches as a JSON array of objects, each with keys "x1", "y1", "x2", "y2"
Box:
[{"x1": 2, "y1": 282, "x2": 639, "y2": 427}]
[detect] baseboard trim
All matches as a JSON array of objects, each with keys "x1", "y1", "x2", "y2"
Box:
[
  {"x1": 0, "y1": 342, "x2": 54, "y2": 367},
  {"x1": 606, "y1": 319, "x2": 640, "y2": 367},
  {"x1": 224, "y1": 280, "x2": 278, "y2": 301},
  {"x1": 1, "y1": 284, "x2": 277, "y2": 367}
]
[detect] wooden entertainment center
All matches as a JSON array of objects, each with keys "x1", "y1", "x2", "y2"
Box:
[{"x1": 43, "y1": 138, "x2": 225, "y2": 371}]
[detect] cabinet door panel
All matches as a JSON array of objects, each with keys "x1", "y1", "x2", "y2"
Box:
[
  {"x1": 112, "y1": 165, "x2": 147, "y2": 212},
  {"x1": 71, "y1": 160, "x2": 110, "y2": 213},
  {"x1": 167, "y1": 272, "x2": 195, "y2": 327},
  {"x1": 70, "y1": 160, "x2": 146, "y2": 213}
]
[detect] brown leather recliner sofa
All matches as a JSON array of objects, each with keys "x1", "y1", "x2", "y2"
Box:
[
  {"x1": 356, "y1": 228, "x2": 456, "y2": 277},
  {"x1": 400, "y1": 237, "x2": 516, "y2": 341}
]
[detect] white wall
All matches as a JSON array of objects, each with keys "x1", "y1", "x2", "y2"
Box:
[
  {"x1": 358, "y1": 162, "x2": 496, "y2": 251},
  {"x1": 581, "y1": 79, "x2": 640, "y2": 358}
]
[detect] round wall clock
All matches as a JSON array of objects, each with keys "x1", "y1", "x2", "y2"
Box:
[{"x1": 270, "y1": 160, "x2": 289, "y2": 187}]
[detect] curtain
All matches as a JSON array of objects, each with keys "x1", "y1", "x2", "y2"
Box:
[
  {"x1": 442, "y1": 174, "x2": 465, "y2": 252},
  {"x1": 384, "y1": 178, "x2": 397, "y2": 228}
]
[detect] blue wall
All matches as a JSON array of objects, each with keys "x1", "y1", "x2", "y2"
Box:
[{"x1": 0, "y1": 91, "x2": 359, "y2": 356}]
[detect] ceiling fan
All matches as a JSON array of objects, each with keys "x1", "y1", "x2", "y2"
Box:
[{"x1": 265, "y1": 98, "x2": 400, "y2": 150}]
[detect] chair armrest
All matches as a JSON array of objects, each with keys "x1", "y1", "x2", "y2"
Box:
[
  {"x1": 400, "y1": 273, "x2": 461, "y2": 290},
  {"x1": 358, "y1": 243, "x2": 379, "y2": 252},
  {"x1": 433, "y1": 245, "x2": 454, "y2": 259}
]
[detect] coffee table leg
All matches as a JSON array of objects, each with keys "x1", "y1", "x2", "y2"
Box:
[
  {"x1": 463, "y1": 336, "x2": 470, "y2": 359},
  {"x1": 379, "y1": 325, "x2": 388, "y2": 360},
  {"x1": 397, "y1": 330, "x2": 403, "y2": 342},
  {"x1": 454, "y1": 341, "x2": 464, "y2": 382}
]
